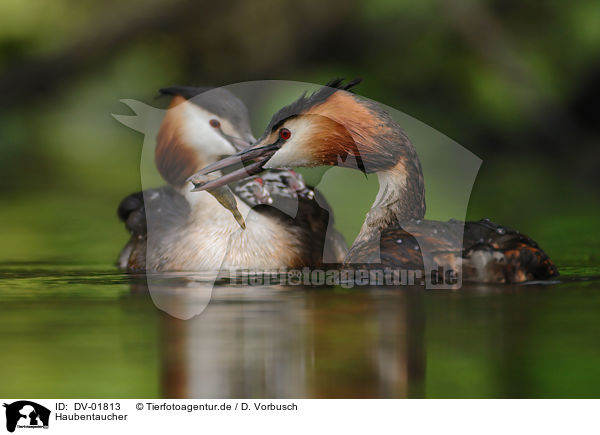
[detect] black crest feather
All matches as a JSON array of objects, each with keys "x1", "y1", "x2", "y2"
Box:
[
  {"x1": 159, "y1": 85, "x2": 212, "y2": 100},
  {"x1": 265, "y1": 78, "x2": 362, "y2": 133}
]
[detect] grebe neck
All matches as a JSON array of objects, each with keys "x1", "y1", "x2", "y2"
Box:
[{"x1": 354, "y1": 159, "x2": 426, "y2": 245}]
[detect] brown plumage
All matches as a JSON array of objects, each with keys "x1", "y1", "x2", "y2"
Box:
[
  {"x1": 349, "y1": 219, "x2": 558, "y2": 283},
  {"x1": 155, "y1": 95, "x2": 204, "y2": 187},
  {"x1": 190, "y1": 79, "x2": 558, "y2": 284},
  {"x1": 117, "y1": 86, "x2": 347, "y2": 272}
]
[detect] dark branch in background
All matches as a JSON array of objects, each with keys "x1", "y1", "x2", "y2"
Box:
[
  {"x1": 441, "y1": 0, "x2": 599, "y2": 185},
  {"x1": 0, "y1": 0, "x2": 354, "y2": 195},
  {"x1": 441, "y1": 0, "x2": 580, "y2": 149},
  {"x1": 0, "y1": 0, "x2": 200, "y2": 105},
  {"x1": 0, "y1": 0, "x2": 352, "y2": 107},
  {"x1": 0, "y1": 0, "x2": 597, "y2": 189}
]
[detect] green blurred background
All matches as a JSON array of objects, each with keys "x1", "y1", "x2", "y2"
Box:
[
  {"x1": 1, "y1": 0, "x2": 599, "y2": 268},
  {"x1": 0, "y1": 0, "x2": 599, "y2": 399}
]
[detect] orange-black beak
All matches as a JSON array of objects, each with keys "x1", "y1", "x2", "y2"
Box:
[{"x1": 188, "y1": 142, "x2": 280, "y2": 192}]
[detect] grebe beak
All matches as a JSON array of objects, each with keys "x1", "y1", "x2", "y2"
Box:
[
  {"x1": 222, "y1": 134, "x2": 249, "y2": 152},
  {"x1": 217, "y1": 129, "x2": 254, "y2": 152},
  {"x1": 188, "y1": 142, "x2": 279, "y2": 192}
]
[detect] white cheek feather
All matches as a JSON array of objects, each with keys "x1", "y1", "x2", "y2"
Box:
[
  {"x1": 180, "y1": 102, "x2": 236, "y2": 157},
  {"x1": 264, "y1": 142, "x2": 312, "y2": 168},
  {"x1": 263, "y1": 117, "x2": 315, "y2": 169}
]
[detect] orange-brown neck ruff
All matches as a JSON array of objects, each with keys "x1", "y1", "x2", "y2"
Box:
[
  {"x1": 155, "y1": 96, "x2": 203, "y2": 187},
  {"x1": 306, "y1": 91, "x2": 426, "y2": 234},
  {"x1": 305, "y1": 91, "x2": 413, "y2": 173}
]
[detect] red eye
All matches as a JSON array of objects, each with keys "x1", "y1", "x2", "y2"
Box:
[
  {"x1": 209, "y1": 119, "x2": 220, "y2": 128},
  {"x1": 279, "y1": 128, "x2": 291, "y2": 140}
]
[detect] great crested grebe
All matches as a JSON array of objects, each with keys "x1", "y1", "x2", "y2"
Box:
[
  {"x1": 190, "y1": 79, "x2": 558, "y2": 283},
  {"x1": 117, "y1": 85, "x2": 346, "y2": 272}
]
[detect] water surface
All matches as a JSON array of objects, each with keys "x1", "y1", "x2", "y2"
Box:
[{"x1": 1, "y1": 264, "x2": 599, "y2": 398}]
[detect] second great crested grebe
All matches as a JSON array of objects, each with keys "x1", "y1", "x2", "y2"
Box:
[
  {"x1": 191, "y1": 79, "x2": 558, "y2": 283},
  {"x1": 117, "y1": 86, "x2": 346, "y2": 272}
]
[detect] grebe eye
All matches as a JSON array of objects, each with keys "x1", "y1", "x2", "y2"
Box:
[
  {"x1": 209, "y1": 119, "x2": 221, "y2": 128},
  {"x1": 279, "y1": 128, "x2": 291, "y2": 140}
]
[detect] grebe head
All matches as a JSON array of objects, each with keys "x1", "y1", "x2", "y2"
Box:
[
  {"x1": 189, "y1": 79, "x2": 425, "y2": 199},
  {"x1": 155, "y1": 86, "x2": 255, "y2": 187}
]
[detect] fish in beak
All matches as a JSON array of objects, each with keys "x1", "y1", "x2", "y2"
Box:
[
  {"x1": 190, "y1": 173, "x2": 247, "y2": 229},
  {"x1": 187, "y1": 143, "x2": 280, "y2": 192}
]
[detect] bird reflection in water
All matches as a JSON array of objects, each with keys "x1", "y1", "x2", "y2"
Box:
[{"x1": 130, "y1": 277, "x2": 426, "y2": 398}]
